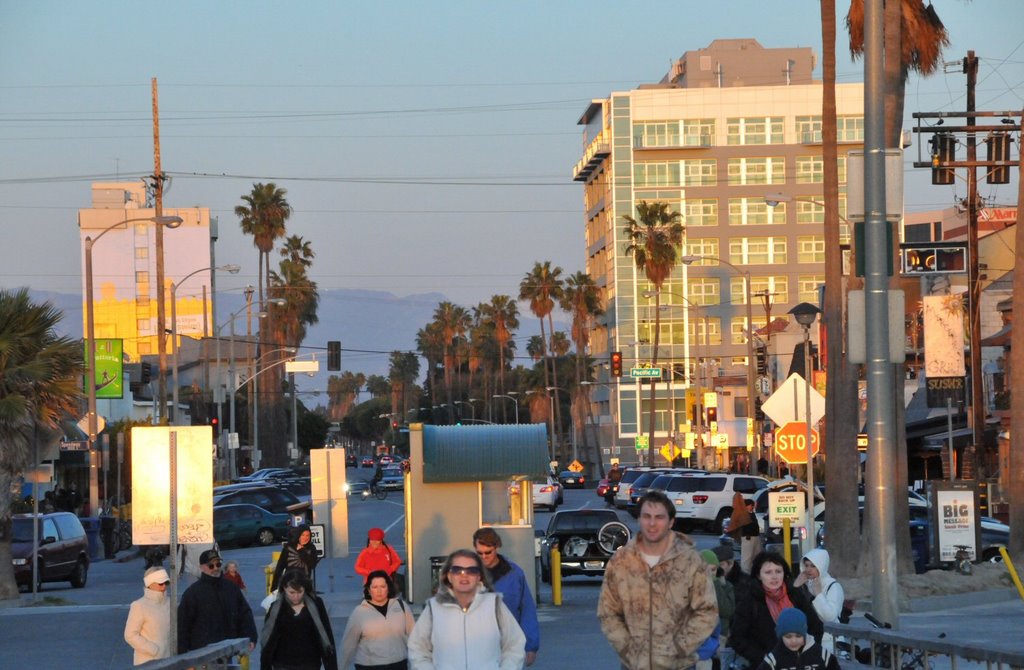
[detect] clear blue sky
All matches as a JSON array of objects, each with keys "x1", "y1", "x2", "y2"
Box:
[{"x1": 1, "y1": 0, "x2": 1022, "y2": 321}]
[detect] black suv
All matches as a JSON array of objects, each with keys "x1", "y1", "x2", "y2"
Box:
[{"x1": 12, "y1": 512, "x2": 89, "y2": 590}]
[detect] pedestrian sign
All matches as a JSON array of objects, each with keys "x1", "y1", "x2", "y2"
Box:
[
  {"x1": 635, "y1": 435, "x2": 649, "y2": 451},
  {"x1": 660, "y1": 442, "x2": 681, "y2": 463},
  {"x1": 568, "y1": 459, "x2": 584, "y2": 473}
]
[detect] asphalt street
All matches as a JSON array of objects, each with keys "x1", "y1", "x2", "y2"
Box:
[{"x1": 1, "y1": 476, "x2": 1020, "y2": 669}]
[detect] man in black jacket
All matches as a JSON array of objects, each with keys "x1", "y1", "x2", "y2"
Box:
[{"x1": 177, "y1": 549, "x2": 258, "y2": 654}]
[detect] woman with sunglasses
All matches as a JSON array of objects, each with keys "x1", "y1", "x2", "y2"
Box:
[
  {"x1": 124, "y1": 566, "x2": 172, "y2": 665},
  {"x1": 340, "y1": 570, "x2": 415, "y2": 669},
  {"x1": 408, "y1": 549, "x2": 525, "y2": 670},
  {"x1": 261, "y1": 569, "x2": 338, "y2": 670}
]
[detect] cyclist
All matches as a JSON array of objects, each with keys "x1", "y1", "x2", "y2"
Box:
[{"x1": 371, "y1": 461, "x2": 384, "y2": 494}]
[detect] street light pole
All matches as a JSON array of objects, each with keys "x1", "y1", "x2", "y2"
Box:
[
  {"x1": 170, "y1": 265, "x2": 239, "y2": 425},
  {"x1": 83, "y1": 215, "x2": 182, "y2": 514},
  {"x1": 492, "y1": 393, "x2": 519, "y2": 424},
  {"x1": 789, "y1": 302, "x2": 821, "y2": 557}
]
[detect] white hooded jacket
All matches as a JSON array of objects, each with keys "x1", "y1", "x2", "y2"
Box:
[{"x1": 802, "y1": 548, "x2": 844, "y2": 624}]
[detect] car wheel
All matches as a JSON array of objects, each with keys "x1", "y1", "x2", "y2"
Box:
[
  {"x1": 714, "y1": 508, "x2": 731, "y2": 535},
  {"x1": 69, "y1": 559, "x2": 88, "y2": 588},
  {"x1": 257, "y1": 528, "x2": 277, "y2": 546},
  {"x1": 547, "y1": 503, "x2": 556, "y2": 512}
]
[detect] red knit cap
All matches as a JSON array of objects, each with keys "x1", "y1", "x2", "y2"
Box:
[{"x1": 368, "y1": 527, "x2": 385, "y2": 541}]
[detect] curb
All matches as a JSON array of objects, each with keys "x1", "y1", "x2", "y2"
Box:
[{"x1": 904, "y1": 587, "x2": 1019, "y2": 613}]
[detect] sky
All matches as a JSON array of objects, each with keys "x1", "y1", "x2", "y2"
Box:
[{"x1": 2, "y1": 0, "x2": 1023, "y2": 358}]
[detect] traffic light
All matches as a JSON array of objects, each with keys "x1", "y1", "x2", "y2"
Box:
[
  {"x1": 610, "y1": 351, "x2": 623, "y2": 377},
  {"x1": 392, "y1": 421, "x2": 398, "y2": 430},
  {"x1": 327, "y1": 340, "x2": 341, "y2": 371},
  {"x1": 706, "y1": 407, "x2": 718, "y2": 423},
  {"x1": 986, "y1": 132, "x2": 1011, "y2": 184},
  {"x1": 211, "y1": 416, "x2": 220, "y2": 437},
  {"x1": 754, "y1": 397, "x2": 765, "y2": 422},
  {"x1": 755, "y1": 346, "x2": 767, "y2": 375}
]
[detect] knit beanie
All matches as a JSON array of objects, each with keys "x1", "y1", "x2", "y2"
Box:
[
  {"x1": 776, "y1": 608, "x2": 808, "y2": 637},
  {"x1": 368, "y1": 527, "x2": 385, "y2": 541},
  {"x1": 701, "y1": 549, "x2": 720, "y2": 567},
  {"x1": 712, "y1": 543, "x2": 735, "y2": 562}
]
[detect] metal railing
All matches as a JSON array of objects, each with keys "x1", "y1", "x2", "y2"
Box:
[
  {"x1": 827, "y1": 620, "x2": 1024, "y2": 670},
  {"x1": 137, "y1": 638, "x2": 252, "y2": 669}
]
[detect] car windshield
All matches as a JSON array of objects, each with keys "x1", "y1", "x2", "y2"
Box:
[
  {"x1": 382, "y1": 468, "x2": 402, "y2": 477},
  {"x1": 631, "y1": 472, "x2": 663, "y2": 488},
  {"x1": 649, "y1": 475, "x2": 677, "y2": 490},
  {"x1": 619, "y1": 470, "x2": 647, "y2": 485},
  {"x1": 550, "y1": 512, "x2": 617, "y2": 533}
]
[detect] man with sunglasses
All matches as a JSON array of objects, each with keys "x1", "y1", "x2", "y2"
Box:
[
  {"x1": 177, "y1": 549, "x2": 258, "y2": 655},
  {"x1": 473, "y1": 527, "x2": 539, "y2": 666}
]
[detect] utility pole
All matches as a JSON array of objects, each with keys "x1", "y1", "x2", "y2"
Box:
[
  {"x1": 152, "y1": 77, "x2": 168, "y2": 424},
  {"x1": 964, "y1": 52, "x2": 984, "y2": 474}
]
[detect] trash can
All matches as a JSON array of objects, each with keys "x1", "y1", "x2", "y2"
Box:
[
  {"x1": 79, "y1": 517, "x2": 102, "y2": 561},
  {"x1": 99, "y1": 515, "x2": 117, "y2": 559},
  {"x1": 430, "y1": 556, "x2": 447, "y2": 595}
]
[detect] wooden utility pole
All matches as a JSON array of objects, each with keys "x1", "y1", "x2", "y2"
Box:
[
  {"x1": 152, "y1": 77, "x2": 168, "y2": 424},
  {"x1": 964, "y1": 52, "x2": 985, "y2": 474}
]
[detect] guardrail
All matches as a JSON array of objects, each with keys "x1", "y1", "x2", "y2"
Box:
[
  {"x1": 826, "y1": 620, "x2": 1024, "y2": 670},
  {"x1": 137, "y1": 638, "x2": 252, "y2": 669}
]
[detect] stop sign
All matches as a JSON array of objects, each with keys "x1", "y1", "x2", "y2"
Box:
[{"x1": 774, "y1": 421, "x2": 820, "y2": 464}]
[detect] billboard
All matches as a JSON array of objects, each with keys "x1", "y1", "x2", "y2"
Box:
[{"x1": 85, "y1": 338, "x2": 123, "y2": 399}]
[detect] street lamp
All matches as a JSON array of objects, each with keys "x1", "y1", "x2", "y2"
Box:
[
  {"x1": 788, "y1": 301, "x2": 821, "y2": 557},
  {"x1": 454, "y1": 401, "x2": 475, "y2": 421},
  {"x1": 492, "y1": 393, "x2": 519, "y2": 424},
  {"x1": 247, "y1": 339, "x2": 293, "y2": 467},
  {"x1": 83, "y1": 215, "x2": 182, "y2": 514},
  {"x1": 170, "y1": 264, "x2": 240, "y2": 424},
  {"x1": 681, "y1": 254, "x2": 757, "y2": 471}
]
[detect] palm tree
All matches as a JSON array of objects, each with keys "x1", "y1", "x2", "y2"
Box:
[
  {"x1": 327, "y1": 371, "x2": 365, "y2": 420},
  {"x1": 388, "y1": 351, "x2": 420, "y2": 419},
  {"x1": 432, "y1": 302, "x2": 471, "y2": 423},
  {"x1": 415, "y1": 322, "x2": 445, "y2": 406},
  {"x1": 561, "y1": 271, "x2": 604, "y2": 473},
  {"x1": 261, "y1": 236, "x2": 319, "y2": 466},
  {"x1": 520, "y1": 262, "x2": 564, "y2": 457},
  {"x1": 624, "y1": 201, "x2": 684, "y2": 463},
  {"x1": 0, "y1": 289, "x2": 83, "y2": 599},
  {"x1": 479, "y1": 295, "x2": 520, "y2": 419},
  {"x1": 235, "y1": 183, "x2": 292, "y2": 313}
]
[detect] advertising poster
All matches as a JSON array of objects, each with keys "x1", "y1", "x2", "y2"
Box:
[
  {"x1": 923, "y1": 295, "x2": 966, "y2": 377},
  {"x1": 935, "y1": 487, "x2": 978, "y2": 561},
  {"x1": 85, "y1": 338, "x2": 123, "y2": 399},
  {"x1": 131, "y1": 426, "x2": 213, "y2": 545}
]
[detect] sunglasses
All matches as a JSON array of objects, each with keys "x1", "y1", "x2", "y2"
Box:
[
  {"x1": 206, "y1": 561, "x2": 223, "y2": 569},
  {"x1": 448, "y1": 565, "x2": 482, "y2": 576}
]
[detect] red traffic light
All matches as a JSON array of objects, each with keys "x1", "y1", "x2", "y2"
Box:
[{"x1": 610, "y1": 351, "x2": 623, "y2": 377}]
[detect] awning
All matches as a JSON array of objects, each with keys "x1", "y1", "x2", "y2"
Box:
[
  {"x1": 980, "y1": 323, "x2": 1012, "y2": 347},
  {"x1": 421, "y1": 424, "x2": 550, "y2": 483}
]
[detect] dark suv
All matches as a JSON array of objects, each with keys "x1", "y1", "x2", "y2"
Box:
[
  {"x1": 213, "y1": 486, "x2": 311, "y2": 524},
  {"x1": 12, "y1": 512, "x2": 90, "y2": 590}
]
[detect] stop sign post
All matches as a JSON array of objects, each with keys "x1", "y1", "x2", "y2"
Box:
[{"x1": 774, "y1": 421, "x2": 820, "y2": 464}]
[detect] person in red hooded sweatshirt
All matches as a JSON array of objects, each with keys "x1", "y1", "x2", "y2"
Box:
[{"x1": 355, "y1": 527, "x2": 402, "y2": 583}]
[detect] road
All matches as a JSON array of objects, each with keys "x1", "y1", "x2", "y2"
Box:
[{"x1": 0, "y1": 473, "x2": 747, "y2": 669}]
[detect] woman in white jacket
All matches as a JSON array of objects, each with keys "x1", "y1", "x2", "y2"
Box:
[
  {"x1": 124, "y1": 566, "x2": 171, "y2": 665},
  {"x1": 408, "y1": 549, "x2": 525, "y2": 670},
  {"x1": 794, "y1": 548, "x2": 844, "y2": 651}
]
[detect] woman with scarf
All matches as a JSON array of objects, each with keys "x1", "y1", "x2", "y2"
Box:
[
  {"x1": 731, "y1": 551, "x2": 823, "y2": 668},
  {"x1": 271, "y1": 525, "x2": 320, "y2": 592},
  {"x1": 261, "y1": 569, "x2": 338, "y2": 670}
]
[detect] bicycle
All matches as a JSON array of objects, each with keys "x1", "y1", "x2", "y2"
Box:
[
  {"x1": 953, "y1": 544, "x2": 973, "y2": 575},
  {"x1": 370, "y1": 481, "x2": 388, "y2": 500},
  {"x1": 856, "y1": 613, "x2": 927, "y2": 670}
]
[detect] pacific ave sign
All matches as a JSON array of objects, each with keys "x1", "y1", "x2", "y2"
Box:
[{"x1": 774, "y1": 421, "x2": 820, "y2": 464}]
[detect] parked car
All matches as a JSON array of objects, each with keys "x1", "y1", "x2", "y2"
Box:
[
  {"x1": 379, "y1": 466, "x2": 405, "y2": 491},
  {"x1": 213, "y1": 504, "x2": 293, "y2": 547},
  {"x1": 673, "y1": 473, "x2": 770, "y2": 532},
  {"x1": 558, "y1": 470, "x2": 586, "y2": 489},
  {"x1": 236, "y1": 467, "x2": 297, "y2": 484},
  {"x1": 533, "y1": 477, "x2": 564, "y2": 512},
  {"x1": 361, "y1": 456, "x2": 375, "y2": 468},
  {"x1": 213, "y1": 485, "x2": 311, "y2": 524},
  {"x1": 538, "y1": 509, "x2": 630, "y2": 582},
  {"x1": 626, "y1": 468, "x2": 686, "y2": 515},
  {"x1": 11, "y1": 512, "x2": 89, "y2": 590},
  {"x1": 346, "y1": 453, "x2": 357, "y2": 467}
]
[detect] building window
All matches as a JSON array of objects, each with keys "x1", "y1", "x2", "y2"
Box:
[
  {"x1": 135, "y1": 246, "x2": 149, "y2": 260},
  {"x1": 750, "y1": 276, "x2": 789, "y2": 305},
  {"x1": 634, "y1": 161, "x2": 681, "y2": 187},
  {"x1": 837, "y1": 116, "x2": 865, "y2": 142},
  {"x1": 727, "y1": 157, "x2": 785, "y2": 185},
  {"x1": 138, "y1": 342, "x2": 152, "y2": 355},
  {"x1": 682, "y1": 118, "x2": 716, "y2": 146},
  {"x1": 729, "y1": 237, "x2": 787, "y2": 265},
  {"x1": 684, "y1": 278, "x2": 720, "y2": 306},
  {"x1": 796, "y1": 156, "x2": 823, "y2": 183},
  {"x1": 683, "y1": 198, "x2": 718, "y2": 227},
  {"x1": 135, "y1": 271, "x2": 149, "y2": 283},
  {"x1": 634, "y1": 121, "x2": 680, "y2": 148},
  {"x1": 798, "y1": 275, "x2": 824, "y2": 303},
  {"x1": 684, "y1": 238, "x2": 719, "y2": 264},
  {"x1": 731, "y1": 315, "x2": 769, "y2": 345},
  {"x1": 683, "y1": 159, "x2": 717, "y2": 187},
  {"x1": 838, "y1": 155, "x2": 847, "y2": 183},
  {"x1": 797, "y1": 200, "x2": 824, "y2": 224},
  {"x1": 137, "y1": 318, "x2": 150, "y2": 333},
  {"x1": 134, "y1": 223, "x2": 149, "y2": 236},
  {"x1": 728, "y1": 199, "x2": 785, "y2": 225},
  {"x1": 137, "y1": 295, "x2": 150, "y2": 307},
  {"x1": 797, "y1": 236, "x2": 825, "y2": 263},
  {"x1": 727, "y1": 117, "x2": 784, "y2": 145},
  {"x1": 796, "y1": 115, "x2": 823, "y2": 143},
  {"x1": 689, "y1": 318, "x2": 722, "y2": 346}
]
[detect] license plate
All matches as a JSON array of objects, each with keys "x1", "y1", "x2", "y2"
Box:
[{"x1": 584, "y1": 561, "x2": 604, "y2": 569}]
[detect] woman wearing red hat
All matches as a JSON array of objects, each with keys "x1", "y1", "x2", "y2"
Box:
[{"x1": 355, "y1": 528, "x2": 402, "y2": 583}]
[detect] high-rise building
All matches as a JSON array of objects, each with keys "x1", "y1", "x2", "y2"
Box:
[
  {"x1": 574, "y1": 39, "x2": 864, "y2": 466},
  {"x1": 78, "y1": 181, "x2": 217, "y2": 362}
]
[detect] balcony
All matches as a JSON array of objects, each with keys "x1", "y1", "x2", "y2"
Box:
[{"x1": 573, "y1": 133, "x2": 611, "y2": 182}]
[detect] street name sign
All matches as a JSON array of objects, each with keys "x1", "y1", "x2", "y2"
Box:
[{"x1": 630, "y1": 367, "x2": 662, "y2": 379}]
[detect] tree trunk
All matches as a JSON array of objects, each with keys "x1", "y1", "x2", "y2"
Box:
[
  {"x1": 538, "y1": 317, "x2": 552, "y2": 458},
  {"x1": 548, "y1": 314, "x2": 566, "y2": 463},
  {"x1": 648, "y1": 292, "x2": 661, "y2": 465}
]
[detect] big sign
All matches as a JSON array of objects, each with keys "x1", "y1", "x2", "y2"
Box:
[{"x1": 775, "y1": 421, "x2": 820, "y2": 464}]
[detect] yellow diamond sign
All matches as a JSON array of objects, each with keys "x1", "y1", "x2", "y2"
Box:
[{"x1": 660, "y1": 441, "x2": 681, "y2": 463}]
